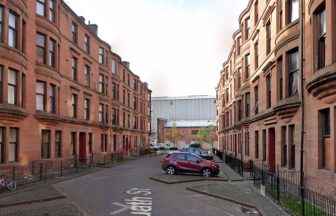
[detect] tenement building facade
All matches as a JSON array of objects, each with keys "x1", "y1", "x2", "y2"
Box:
[
  {"x1": 0, "y1": 0, "x2": 151, "y2": 166},
  {"x1": 216, "y1": 0, "x2": 336, "y2": 195}
]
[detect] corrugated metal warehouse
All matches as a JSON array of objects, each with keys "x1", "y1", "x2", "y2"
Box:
[{"x1": 151, "y1": 95, "x2": 217, "y2": 133}]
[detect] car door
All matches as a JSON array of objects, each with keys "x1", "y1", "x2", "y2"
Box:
[
  {"x1": 185, "y1": 154, "x2": 202, "y2": 173},
  {"x1": 174, "y1": 154, "x2": 188, "y2": 171}
]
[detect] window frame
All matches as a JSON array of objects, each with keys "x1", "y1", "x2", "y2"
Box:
[
  {"x1": 245, "y1": 93, "x2": 250, "y2": 118},
  {"x1": 36, "y1": 81, "x2": 46, "y2": 111},
  {"x1": 36, "y1": 32, "x2": 47, "y2": 64},
  {"x1": 71, "y1": 22, "x2": 77, "y2": 44},
  {"x1": 8, "y1": 11, "x2": 18, "y2": 48},
  {"x1": 245, "y1": 54, "x2": 250, "y2": 79},
  {"x1": 71, "y1": 132, "x2": 76, "y2": 156},
  {"x1": 266, "y1": 21, "x2": 271, "y2": 55},
  {"x1": 255, "y1": 130, "x2": 259, "y2": 159},
  {"x1": 288, "y1": 0, "x2": 299, "y2": 24},
  {"x1": 316, "y1": 6, "x2": 326, "y2": 70},
  {"x1": 0, "y1": 6, "x2": 3, "y2": 43},
  {"x1": 88, "y1": 133, "x2": 93, "y2": 154},
  {"x1": 55, "y1": 130, "x2": 62, "y2": 158},
  {"x1": 254, "y1": 42, "x2": 259, "y2": 69},
  {"x1": 9, "y1": 128, "x2": 18, "y2": 162},
  {"x1": 49, "y1": 38, "x2": 56, "y2": 68},
  {"x1": 0, "y1": 66, "x2": 2, "y2": 103},
  {"x1": 71, "y1": 57, "x2": 78, "y2": 81},
  {"x1": 84, "y1": 34, "x2": 90, "y2": 53},
  {"x1": 277, "y1": 57, "x2": 283, "y2": 100},
  {"x1": 84, "y1": 98, "x2": 90, "y2": 120},
  {"x1": 254, "y1": 0, "x2": 258, "y2": 25},
  {"x1": 0, "y1": 127, "x2": 4, "y2": 163},
  {"x1": 287, "y1": 50, "x2": 299, "y2": 97},
  {"x1": 266, "y1": 74, "x2": 271, "y2": 109},
  {"x1": 8, "y1": 69, "x2": 17, "y2": 105},
  {"x1": 237, "y1": 68, "x2": 242, "y2": 89},
  {"x1": 71, "y1": 94, "x2": 77, "y2": 118},
  {"x1": 245, "y1": 17, "x2": 250, "y2": 40},
  {"x1": 49, "y1": 0, "x2": 55, "y2": 22},
  {"x1": 36, "y1": 0, "x2": 46, "y2": 17},
  {"x1": 84, "y1": 64, "x2": 90, "y2": 86},
  {"x1": 49, "y1": 84, "x2": 56, "y2": 113},
  {"x1": 99, "y1": 48, "x2": 104, "y2": 64},
  {"x1": 41, "y1": 130, "x2": 51, "y2": 159}
]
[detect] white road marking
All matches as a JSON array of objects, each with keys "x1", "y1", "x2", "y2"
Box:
[{"x1": 110, "y1": 202, "x2": 130, "y2": 215}]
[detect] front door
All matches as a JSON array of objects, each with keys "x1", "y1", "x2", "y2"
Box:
[
  {"x1": 79, "y1": 132, "x2": 86, "y2": 163},
  {"x1": 268, "y1": 128, "x2": 275, "y2": 173}
]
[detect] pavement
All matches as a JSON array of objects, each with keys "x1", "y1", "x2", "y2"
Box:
[
  {"x1": 212, "y1": 155, "x2": 245, "y2": 181},
  {"x1": 187, "y1": 181, "x2": 290, "y2": 216}
]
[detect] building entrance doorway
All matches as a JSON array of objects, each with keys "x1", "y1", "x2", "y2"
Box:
[
  {"x1": 268, "y1": 128, "x2": 275, "y2": 172},
  {"x1": 79, "y1": 132, "x2": 87, "y2": 163}
]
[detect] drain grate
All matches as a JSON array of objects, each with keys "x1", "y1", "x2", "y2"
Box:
[{"x1": 241, "y1": 206, "x2": 260, "y2": 215}]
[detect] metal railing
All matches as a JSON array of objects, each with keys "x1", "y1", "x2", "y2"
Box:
[
  {"x1": 0, "y1": 149, "x2": 150, "y2": 192},
  {"x1": 253, "y1": 164, "x2": 336, "y2": 216},
  {"x1": 225, "y1": 153, "x2": 244, "y2": 176}
]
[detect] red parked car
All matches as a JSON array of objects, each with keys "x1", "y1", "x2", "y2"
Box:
[{"x1": 162, "y1": 152, "x2": 220, "y2": 177}]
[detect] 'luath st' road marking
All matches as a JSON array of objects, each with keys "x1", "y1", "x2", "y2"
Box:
[{"x1": 110, "y1": 188, "x2": 152, "y2": 215}]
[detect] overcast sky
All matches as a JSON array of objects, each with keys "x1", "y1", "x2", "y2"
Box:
[{"x1": 66, "y1": 0, "x2": 249, "y2": 97}]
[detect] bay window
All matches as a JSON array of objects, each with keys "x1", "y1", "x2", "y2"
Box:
[
  {"x1": 49, "y1": 84, "x2": 56, "y2": 113},
  {"x1": 36, "y1": 33, "x2": 46, "y2": 64},
  {"x1": 8, "y1": 11, "x2": 18, "y2": 48},
  {"x1": 288, "y1": 0, "x2": 299, "y2": 23},
  {"x1": 288, "y1": 50, "x2": 298, "y2": 96},
  {"x1": 36, "y1": 0, "x2": 46, "y2": 17},
  {"x1": 49, "y1": 0, "x2": 55, "y2": 22},
  {"x1": 8, "y1": 69, "x2": 17, "y2": 105},
  {"x1": 316, "y1": 7, "x2": 326, "y2": 70}
]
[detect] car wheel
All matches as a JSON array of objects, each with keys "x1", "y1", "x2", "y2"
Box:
[
  {"x1": 202, "y1": 168, "x2": 211, "y2": 177},
  {"x1": 166, "y1": 166, "x2": 176, "y2": 175}
]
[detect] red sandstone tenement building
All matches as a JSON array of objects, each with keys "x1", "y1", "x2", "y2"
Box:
[
  {"x1": 0, "y1": 0, "x2": 151, "y2": 166},
  {"x1": 216, "y1": 0, "x2": 336, "y2": 195}
]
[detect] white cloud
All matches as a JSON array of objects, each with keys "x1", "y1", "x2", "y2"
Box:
[{"x1": 66, "y1": 0, "x2": 249, "y2": 96}]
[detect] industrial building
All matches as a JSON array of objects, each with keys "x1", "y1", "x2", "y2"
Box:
[{"x1": 152, "y1": 95, "x2": 217, "y2": 149}]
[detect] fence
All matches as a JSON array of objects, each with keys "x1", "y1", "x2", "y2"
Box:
[
  {"x1": 225, "y1": 153, "x2": 244, "y2": 176},
  {"x1": 212, "y1": 148, "x2": 223, "y2": 160},
  {"x1": 253, "y1": 164, "x2": 336, "y2": 216}
]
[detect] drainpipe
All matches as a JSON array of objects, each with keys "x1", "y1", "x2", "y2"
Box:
[{"x1": 299, "y1": 0, "x2": 305, "y2": 215}]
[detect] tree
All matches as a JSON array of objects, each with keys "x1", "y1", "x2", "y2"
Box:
[
  {"x1": 206, "y1": 123, "x2": 217, "y2": 150},
  {"x1": 196, "y1": 122, "x2": 217, "y2": 149},
  {"x1": 180, "y1": 131, "x2": 192, "y2": 147},
  {"x1": 165, "y1": 123, "x2": 180, "y2": 148},
  {"x1": 197, "y1": 129, "x2": 210, "y2": 144}
]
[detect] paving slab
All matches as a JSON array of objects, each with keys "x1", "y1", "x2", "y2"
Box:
[
  {"x1": 0, "y1": 185, "x2": 65, "y2": 207},
  {"x1": 149, "y1": 173, "x2": 228, "y2": 184},
  {"x1": 213, "y1": 155, "x2": 244, "y2": 181},
  {"x1": 1, "y1": 204, "x2": 83, "y2": 216},
  {"x1": 187, "y1": 181, "x2": 291, "y2": 216}
]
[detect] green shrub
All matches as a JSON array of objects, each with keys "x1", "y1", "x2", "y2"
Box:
[{"x1": 189, "y1": 143, "x2": 200, "y2": 148}]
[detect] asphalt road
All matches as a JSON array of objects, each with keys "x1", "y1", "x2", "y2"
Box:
[{"x1": 54, "y1": 155, "x2": 249, "y2": 216}]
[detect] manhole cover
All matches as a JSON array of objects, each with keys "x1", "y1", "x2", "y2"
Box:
[{"x1": 241, "y1": 207, "x2": 259, "y2": 215}]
